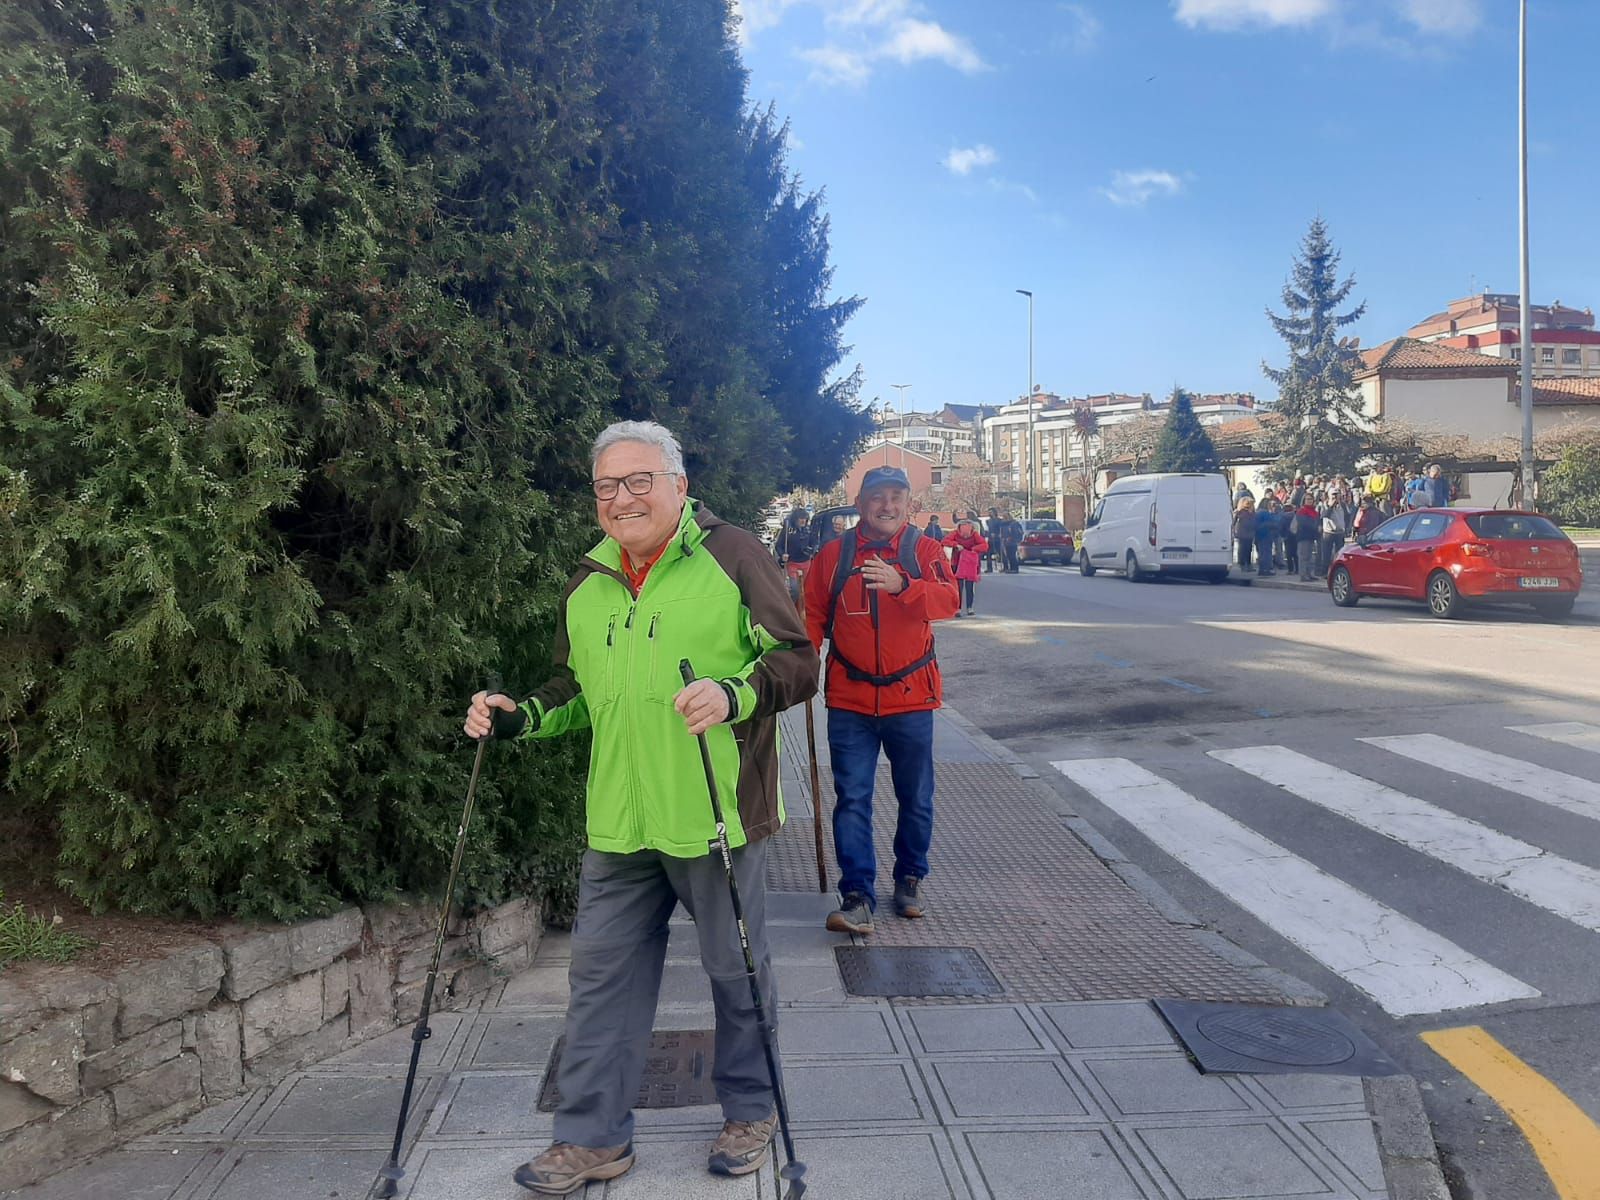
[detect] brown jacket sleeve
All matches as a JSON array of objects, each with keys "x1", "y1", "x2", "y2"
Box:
[{"x1": 703, "y1": 525, "x2": 820, "y2": 721}]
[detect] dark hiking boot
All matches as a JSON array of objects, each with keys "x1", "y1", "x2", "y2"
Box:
[
  {"x1": 513, "y1": 1141, "x2": 635, "y2": 1195},
  {"x1": 707, "y1": 1111, "x2": 777, "y2": 1176},
  {"x1": 826, "y1": 892, "x2": 874, "y2": 934},
  {"x1": 893, "y1": 876, "x2": 926, "y2": 919}
]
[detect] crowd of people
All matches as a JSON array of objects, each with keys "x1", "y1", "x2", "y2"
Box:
[{"x1": 1229, "y1": 463, "x2": 1455, "y2": 580}]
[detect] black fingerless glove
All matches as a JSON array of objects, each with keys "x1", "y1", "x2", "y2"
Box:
[
  {"x1": 489, "y1": 702, "x2": 531, "y2": 740},
  {"x1": 717, "y1": 681, "x2": 739, "y2": 724}
]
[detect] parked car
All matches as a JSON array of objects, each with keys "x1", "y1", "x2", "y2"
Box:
[
  {"x1": 1328, "y1": 508, "x2": 1583, "y2": 619},
  {"x1": 1079, "y1": 472, "x2": 1232, "y2": 583},
  {"x1": 1018, "y1": 519, "x2": 1073, "y2": 564}
]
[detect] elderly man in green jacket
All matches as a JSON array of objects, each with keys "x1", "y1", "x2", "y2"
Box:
[{"x1": 464, "y1": 420, "x2": 819, "y2": 1195}]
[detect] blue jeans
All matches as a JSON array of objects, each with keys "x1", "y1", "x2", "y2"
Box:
[{"x1": 826, "y1": 708, "x2": 935, "y2": 909}]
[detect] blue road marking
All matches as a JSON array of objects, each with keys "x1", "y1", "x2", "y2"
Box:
[
  {"x1": 1157, "y1": 677, "x2": 1211, "y2": 695},
  {"x1": 1093, "y1": 652, "x2": 1134, "y2": 669},
  {"x1": 1255, "y1": 708, "x2": 1275, "y2": 718}
]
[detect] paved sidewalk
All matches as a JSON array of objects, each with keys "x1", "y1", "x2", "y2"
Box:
[{"x1": 5, "y1": 700, "x2": 1439, "y2": 1200}]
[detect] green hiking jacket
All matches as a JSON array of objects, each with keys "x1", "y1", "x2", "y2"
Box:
[{"x1": 512, "y1": 500, "x2": 819, "y2": 856}]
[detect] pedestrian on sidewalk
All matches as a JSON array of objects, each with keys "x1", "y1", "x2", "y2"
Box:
[
  {"x1": 1294, "y1": 498, "x2": 1320, "y2": 580},
  {"x1": 1232, "y1": 496, "x2": 1257, "y2": 570},
  {"x1": 1253, "y1": 497, "x2": 1277, "y2": 576},
  {"x1": 1319, "y1": 491, "x2": 1352, "y2": 571},
  {"x1": 1352, "y1": 494, "x2": 1380, "y2": 539},
  {"x1": 942, "y1": 517, "x2": 988, "y2": 617},
  {"x1": 464, "y1": 420, "x2": 819, "y2": 1195},
  {"x1": 997, "y1": 509, "x2": 1024, "y2": 573},
  {"x1": 983, "y1": 506, "x2": 1000, "y2": 573},
  {"x1": 803, "y1": 464, "x2": 961, "y2": 936},
  {"x1": 923, "y1": 513, "x2": 945, "y2": 542},
  {"x1": 772, "y1": 506, "x2": 814, "y2": 588}
]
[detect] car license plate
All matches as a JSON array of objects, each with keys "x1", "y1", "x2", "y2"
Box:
[
  {"x1": 1161, "y1": 550, "x2": 1190, "y2": 560},
  {"x1": 1519, "y1": 577, "x2": 1560, "y2": 589}
]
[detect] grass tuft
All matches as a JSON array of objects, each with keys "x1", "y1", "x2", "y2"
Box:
[{"x1": 0, "y1": 889, "x2": 92, "y2": 968}]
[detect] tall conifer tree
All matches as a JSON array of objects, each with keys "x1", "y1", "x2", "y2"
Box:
[
  {"x1": 1262, "y1": 218, "x2": 1367, "y2": 475},
  {"x1": 1151, "y1": 388, "x2": 1218, "y2": 472}
]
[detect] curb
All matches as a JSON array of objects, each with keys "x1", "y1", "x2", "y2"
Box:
[
  {"x1": 1366, "y1": 1076, "x2": 1453, "y2": 1200},
  {"x1": 1232, "y1": 570, "x2": 1599, "y2": 622},
  {"x1": 937, "y1": 699, "x2": 1452, "y2": 1200}
]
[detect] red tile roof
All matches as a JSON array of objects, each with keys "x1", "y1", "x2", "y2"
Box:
[
  {"x1": 1357, "y1": 337, "x2": 1518, "y2": 376},
  {"x1": 1517, "y1": 376, "x2": 1600, "y2": 406}
]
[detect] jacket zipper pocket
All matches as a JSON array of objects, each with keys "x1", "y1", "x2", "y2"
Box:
[{"x1": 647, "y1": 612, "x2": 662, "y2": 699}]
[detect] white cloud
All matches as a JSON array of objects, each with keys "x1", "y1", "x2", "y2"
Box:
[
  {"x1": 799, "y1": 44, "x2": 873, "y2": 85},
  {"x1": 1055, "y1": 4, "x2": 1103, "y2": 54},
  {"x1": 943, "y1": 144, "x2": 998, "y2": 175},
  {"x1": 1173, "y1": 0, "x2": 1334, "y2": 30},
  {"x1": 880, "y1": 18, "x2": 985, "y2": 73},
  {"x1": 1400, "y1": 0, "x2": 1482, "y2": 36},
  {"x1": 1100, "y1": 169, "x2": 1185, "y2": 206}
]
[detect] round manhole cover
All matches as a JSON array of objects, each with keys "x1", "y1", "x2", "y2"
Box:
[{"x1": 1195, "y1": 1010, "x2": 1357, "y2": 1067}]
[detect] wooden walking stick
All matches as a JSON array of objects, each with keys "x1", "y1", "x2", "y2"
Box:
[{"x1": 793, "y1": 577, "x2": 828, "y2": 893}]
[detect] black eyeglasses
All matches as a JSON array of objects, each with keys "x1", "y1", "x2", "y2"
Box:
[{"x1": 591, "y1": 471, "x2": 678, "y2": 500}]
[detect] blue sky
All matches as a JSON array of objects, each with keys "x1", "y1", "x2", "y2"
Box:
[{"x1": 734, "y1": 0, "x2": 1600, "y2": 414}]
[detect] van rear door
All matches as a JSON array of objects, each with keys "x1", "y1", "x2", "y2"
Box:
[{"x1": 1151, "y1": 475, "x2": 1231, "y2": 565}]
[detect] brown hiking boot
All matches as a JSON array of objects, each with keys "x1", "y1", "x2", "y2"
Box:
[
  {"x1": 512, "y1": 1141, "x2": 635, "y2": 1195},
  {"x1": 707, "y1": 1111, "x2": 777, "y2": 1176}
]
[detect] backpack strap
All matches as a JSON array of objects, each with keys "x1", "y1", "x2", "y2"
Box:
[{"x1": 824, "y1": 528, "x2": 859, "y2": 643}]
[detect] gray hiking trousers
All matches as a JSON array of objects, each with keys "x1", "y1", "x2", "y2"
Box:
[{"x1": 553, "y1": 841, "x2": 779, "y2": 1148}]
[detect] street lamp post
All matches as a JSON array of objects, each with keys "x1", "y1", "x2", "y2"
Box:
[
  {"x1": 1517, "y1": 0, "x2": 1535, "y2": 508},
  {"x1": 891, "y1": 383, "x2": 912, "y2": 471},
  {"x1": 1016, "y1": 289, "x2": 1034, "y2": 517}
]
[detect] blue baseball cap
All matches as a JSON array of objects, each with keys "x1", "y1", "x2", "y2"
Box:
[{"x1": 858, "y1": 465, "x2": 912, "y2": 494}]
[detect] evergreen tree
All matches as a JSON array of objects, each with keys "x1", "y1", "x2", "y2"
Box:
[
  {"x1": 1262, "y1": 217, "x2": 1367, "y2": 476},
  {"x1": 0, "y1": 0, "x2": 866, "y2": 919},
  {"x1": 1150, "y1": 388, "x2": 1218, "y2": 472}
]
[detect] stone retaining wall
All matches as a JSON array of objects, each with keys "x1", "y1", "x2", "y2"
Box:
[{"x1": 0, "y1": 896, "x2": 542, "y2": 1191}]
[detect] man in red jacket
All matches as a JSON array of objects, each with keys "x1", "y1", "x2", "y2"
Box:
[{"x1": 803, "y1": 466, "x2": 961, "y2": 934}]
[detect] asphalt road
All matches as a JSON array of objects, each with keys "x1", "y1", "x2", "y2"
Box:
[{"x1": 936, "y1": 561, "x2": 1600, "y2": 1200}]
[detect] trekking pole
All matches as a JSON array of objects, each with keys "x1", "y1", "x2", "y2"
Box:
[
  {"x1": 370, "y1": 676, "x2": 499, "y2": 1200},
  {"x1": 679, "y1": 659, "x2": 807, "y2": 1200},
  {"x1": 792, "y1": 583, "x2": 828, "y2": 893}
]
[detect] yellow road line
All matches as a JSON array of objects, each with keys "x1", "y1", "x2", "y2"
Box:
[{"x1": 1421, "y1": 1025, "x2": 1600, "y2": 1200}]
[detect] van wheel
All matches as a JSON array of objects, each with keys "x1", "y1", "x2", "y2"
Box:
[
  {"x1": 1426, "y1": 570, "x2": 1461, "y2": 619},
  {"x1": 1126, "y1": 552, "x2": 1147, "y2": 583},
  {"x1": 1329, "y1": 566, "x2": 1359, "y2": 607},
  {"x1": 1079, "y1": 553, "x2": 1096, "y2": 577}
]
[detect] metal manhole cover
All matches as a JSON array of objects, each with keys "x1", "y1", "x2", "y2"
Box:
[
  {"x1": 835, "y1": 945, "x2": 1003, "y2": 997},
  {"x1": 1154, "y1": 999, "x2": 1402, "y2": 1077},
  {"x1": 537, "y1": 1030, "x2": 716, "y2": 1111}
]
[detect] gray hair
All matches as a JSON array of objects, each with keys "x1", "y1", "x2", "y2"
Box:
[{"x1": 590, "y1": 420, "x2": 685, "y2": 475}]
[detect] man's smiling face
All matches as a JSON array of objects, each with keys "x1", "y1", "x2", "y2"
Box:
[
  {"x1": 857, "y1": 485, "x2": 909, "y2": 541},
  {"x1": 593, "y1": 441, "x2": 687, "y2": 559}
]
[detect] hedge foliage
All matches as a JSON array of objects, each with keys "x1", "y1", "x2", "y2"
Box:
[{"x1": 0, "y1": 0, "x2": 869, "y2": 920}]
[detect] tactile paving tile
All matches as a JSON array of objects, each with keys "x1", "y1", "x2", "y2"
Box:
[
  {"x1": 769, "y1": 709, "x2": 1284, "y2": 1005},
  {"x1": 536, "y1": 1030, "x2": 716, "y2": 1111}
]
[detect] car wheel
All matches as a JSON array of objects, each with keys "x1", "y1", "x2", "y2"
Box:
[
  {"x1": 1126, "y1": 551, "x2": 1147, "y2": 583},
  {"x1": 1079, "y1": 552, "x2": 1096, "y2": 577},
  {"x1": 1533, "y1": 597, "x2": 1576, "y2": 620},
  {"x1": 1426, "y1": 570, "x2": 1461, "y2": 619},
  {"x1": 1329, "y1": 566, "x2": 1359, "y2": 607}
]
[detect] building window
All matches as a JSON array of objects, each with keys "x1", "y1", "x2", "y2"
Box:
[
  {"x1": 1540, "y1": 347, "x2": 1555, "y2": 363},
  {"x1": 930, "y1": 469, "x2": 944, "y2": 486},
  {"x1": 1591, "y1": 350, "x2": 1600, "y2": 366},
  {"x1": 1510, "y1": 347, "x2": 1521, "y2": 360},
  {"x1": 1563, "y1": 348, "x2": 1581, "y2": 365}
]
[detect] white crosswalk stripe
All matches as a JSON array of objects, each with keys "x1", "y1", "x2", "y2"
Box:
[
  {"x1": 1363, "y1": 733, "x2": 1600, "y2": 822},
  {"x1": 1211, "y1": 745, "x2": 1600, "y2": 934},
  {"x1": 1509, "y1": 722, "x2": 1600, "y2": 756},
  {"x1": 1052, "y1": 757, "x2": 1540, "y2": 1017}
]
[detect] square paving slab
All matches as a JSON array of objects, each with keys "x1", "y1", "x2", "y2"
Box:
[
  {"x1": 1132, "y1": 1121, "x2": 1345, "y2": 1199},
  {"x1": 203, "y1": 1148, "x2": 386, "y2": 1200},
  {"x1": 1040, "y1": 1001, "x2": 1181, "y2": 1052},
  {"x1": 928, "y1": 1058, "x2": 1090, "y2": 1121},
  {"x1": 964, "y1": 1129, "x2": 1160, "y2": 1199},
  {"x1": 464, "y1": 1014, "x2": 565, "y2": 1068},
  {"x1": 5, "y1": 1149, "x2": 210, "y2": 1200},
  {"x1": 322, "y1": 1012, "x2": 468, "y2": 1070},
  {"x1": 1078, "y1": 1056, "x2": 1255, "y2": 1118},
  {"x1": 901, "y1": 1004, "x2": 1045, "y2": 1053},
  {"x1": 433, "y1": 1073, "x2": 546, "y2": 1136},
  {"x1": 1302, "y1": 1117, "x2": 1388, "y2": 1193},
  {"x1": 251, "y1": 1073, "x2": 443, "y2": 1137},
  {"x1": 777, "y1": 1006, "x2": 901, "y2": 1057},
  {"x1": 784, "y1": 1061, "x2": 929, "y2": 1124},
  {"x1": 760, "y1": 1130, "x2": 973, "y2": 1200}
]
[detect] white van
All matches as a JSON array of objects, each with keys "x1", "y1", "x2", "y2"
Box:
[{"x1": 1079, "y1": 472, "x2": 1233, "y2": 583}]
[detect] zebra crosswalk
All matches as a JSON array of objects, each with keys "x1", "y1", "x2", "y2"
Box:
[{"x1": 1051, "y1": 723, "x2": 1600, "y2": 1018}]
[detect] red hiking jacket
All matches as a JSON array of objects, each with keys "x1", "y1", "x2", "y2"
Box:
[{"x1": 803, "y1": 524, "x2": 961, "y2": 717}]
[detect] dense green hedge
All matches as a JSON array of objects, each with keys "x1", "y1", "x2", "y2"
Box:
[{"x1": 0, "y1": 0, "x2": 868, "y2": 920}]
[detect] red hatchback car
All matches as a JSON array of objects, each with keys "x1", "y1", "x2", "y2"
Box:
[{"x1": 1328, "y1": 508, "x2": 1584, "y2": 619}]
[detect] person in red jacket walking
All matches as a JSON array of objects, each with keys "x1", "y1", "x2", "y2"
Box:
[
  {"x1": 803, "y1": 466, "x2": 961, "y2": 935},
  {"x1": 941, "y1": 517, "x2": 989, "y2": 617}
]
